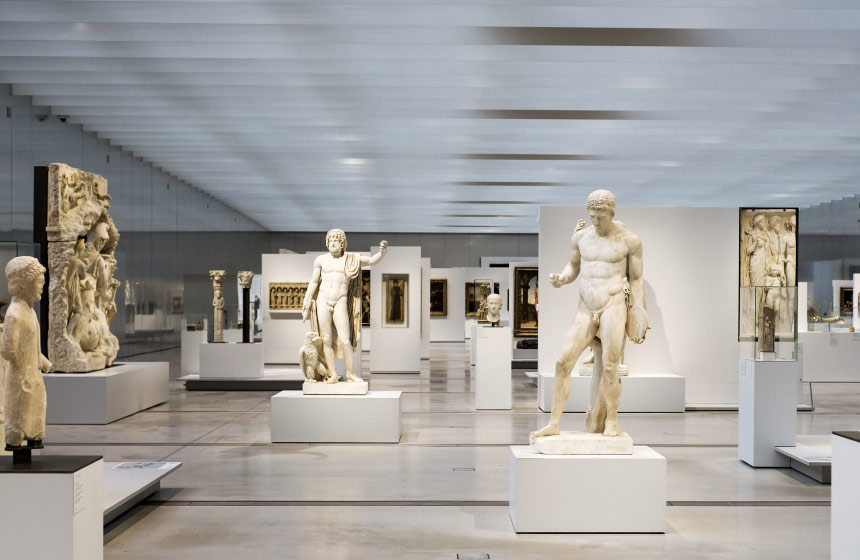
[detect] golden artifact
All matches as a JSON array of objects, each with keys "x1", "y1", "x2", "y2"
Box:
[{"x1": 269, "y1": 282, "x2": 308, "y2": 311}]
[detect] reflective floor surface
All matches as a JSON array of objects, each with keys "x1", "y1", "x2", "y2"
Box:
[{"x1": 43, "y1": 343, "x2": 852, "y2": 559}]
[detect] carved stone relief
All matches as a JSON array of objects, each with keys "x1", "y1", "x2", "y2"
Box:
[{"x1": 269, "y1": 282, "x2": 307, "y2": 311}]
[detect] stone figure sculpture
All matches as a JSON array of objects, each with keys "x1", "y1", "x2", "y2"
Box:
[
  {"x1": 46, "y1": 163, "x2": 120, "y2": 372},
  {"x1": 486, "y1": 293, "x2": 502, "y2": 326},
  {"x1": 210, "y1": 270, "x2": 226, "y2": 343},
  {"x1": 2, "y1": 257, "x2": 52, "y2": 463},
  {"x1": 299, "y1": 332, "x2": 332, "y2": 383},
  {"x1": 302, "y1": 230, "x2": 387, "y2": 383},
  {"x1": 530, "y1": 190, "x2": 648, "y2": 452}
]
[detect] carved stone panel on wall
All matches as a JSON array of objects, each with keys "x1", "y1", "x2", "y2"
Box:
[
  {"x1": 269, "y1": 282, "x2": 308, "y2": 311},
  {"x1": 46, "y1": 163, "x2": 120, "y2": 373}
]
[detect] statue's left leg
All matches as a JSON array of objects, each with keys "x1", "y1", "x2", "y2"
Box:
[
  {"x1": 597, "y1": 302, "x2": 627, "y2": 437},
  {"x1": 332, "y1": 298, "x2": 359, "y2": 382}
]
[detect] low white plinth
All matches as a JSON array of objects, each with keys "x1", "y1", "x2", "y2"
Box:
[
  {"x1": 738, "y1": 358, "x2": 797, "y2": 467},
  {"x1": 271, "y1": 390, "x2": 401, "y2": 443},
  {"x1": 832, "y1": 432, "x2": 860, "y2": 560},
  {"x1": 180, "y1": 330, "x2": 207, "y2": 375},
  {"x1": 44, "y1": 362, "x2": 168, "y2": 424},
  {"x1": 531, "y1": 432, "x2": 633, "y2": 455},
  {"x1": 0, "y1": 456, "x2": 103, "y2": 559},
  {"x1": 303, "y1": 381, "x2": 368, "y2": 395},
  {"x1": 103, "y1": 461, "x2": 182, "y2": 524},
  {"x1": 537, "y1": 372, "x2": 685, "y2": 413},
  {"x1": 199, "y1": 342, "x2": 264, "y2": 378},
  {"x1": 224, "y1": 328, "x2": 243, "y2": 343},
  {"x1": 509, "y1": 446, "x2": 665, "y2": 533},
  {"x1": 475, "y1": 325, "x2": 512, "y2": 410}
]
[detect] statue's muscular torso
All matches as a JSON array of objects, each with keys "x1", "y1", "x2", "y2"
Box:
[
  {"x1": 316, "y1": 253, "x2": 351, "y2": 304},
  {"x1": 574, "y1": 226, "x2": 640, "y2": 313}
]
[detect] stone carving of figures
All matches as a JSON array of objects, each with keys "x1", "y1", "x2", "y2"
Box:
[
  {"x1": 1, "y1": 257, "x2": 52, "y2": 450},
  {"x1": 746, "y1": 214, "x2": 769, "y2": 287},
  {"x1": 65, "y1": 239, "x2": 87, "y2": 317},
  {"x1": 781, "y1": 215, "x2": 797, "y2": 287},
  {"x1": 210, "y1": 270, "x2": 226, "y2": 342}
]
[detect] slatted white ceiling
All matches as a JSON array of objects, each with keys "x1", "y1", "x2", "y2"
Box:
[{"x1": 1, "y1": 0, "x2": 859, "y2": 232}]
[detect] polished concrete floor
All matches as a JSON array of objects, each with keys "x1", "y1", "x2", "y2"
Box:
[{"x1": 44, "y1": 343, "x2": 854, "y2": 559}]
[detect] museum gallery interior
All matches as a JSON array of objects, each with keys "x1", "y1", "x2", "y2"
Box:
[{"x1": 2, "y1": 2, "x2": 860, "y2": 559}]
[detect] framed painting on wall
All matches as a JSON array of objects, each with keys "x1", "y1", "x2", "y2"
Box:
[
  {"x1": 361, "y1": 269, "x2": 371, "y2": 326},
  {"x1": 513, "y1": 266, "x2": 538, "y2": 335},
  {"x1": 430, "y1": 278, "x2": 447, "y2": 316},
  {"x1": 382, "y1": 273, "x2": 408, "y2": 328}
]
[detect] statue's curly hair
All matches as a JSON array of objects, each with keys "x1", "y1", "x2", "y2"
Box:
[
  {"x1": 586, "y1": 189, "x2": 616, "y2": 214},
  {"x1": 326, "y1": 228, "x2": 347, "y2": 249}
]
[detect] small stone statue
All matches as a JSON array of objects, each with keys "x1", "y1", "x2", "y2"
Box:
[
  {"x1": 209, "y1": 270, "x2": 226, "y2": 343},
  {"x1": 486, "y1": 293, "x2": 502, "y2": 326},
  {"x1": 299, "y1": 332, "x2": 334, "y2": 383},
  {"x1": 1, "y1": 257, "x2": 52, "y2": 463}
]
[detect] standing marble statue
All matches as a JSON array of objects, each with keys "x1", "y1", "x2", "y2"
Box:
[
  {"x1": 486, "y1": 293, "x2": 502, "y2": 326},
  {"x1": 530, "y1": 190, "x2": 648, "y2": 452},
  {"x1": 302, "y1": 230, "x2": 387, "y2": 382},
  {"x1": 210, "y1": 270, "x2": 226, "y2": 343},
  {"x1": 2, "y1": 257, "x2": 52, "y2": 459}
]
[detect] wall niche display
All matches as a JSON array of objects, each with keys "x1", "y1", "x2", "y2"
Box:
[
  {"x1": 46, "y1": 163, "x2": 121, "y2": 373},
  {"x1": 361, "y1": 269, "x2": 371, "y2": 326},
  {"x1": 514, "y1": 266, "x2": 538, "y2": 335},
  {"x1": 738, "y1": 208, "x2": 798, "y2": 340},
  {"x1": 430, "y1": 278, "x2": 447, "y2": 316},
  {"x1": 269, "y1": 282, "x2": 307, "y2": 311},
  {"x1": 383, "y1": 274, "x2": 408, "y2": 328}
]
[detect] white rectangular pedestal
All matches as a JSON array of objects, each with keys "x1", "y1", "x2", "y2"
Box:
[
  {"x1": 180, "y1": 330, "x2": 207, "y2": 375},
  {"x1": 832, "y1": 432, "x2": 860, "y2": 560},
  {"x1": 44, "y1": 362, "x2": 169, "y2": 424},
  {"x1": 475, "y1": 326, "x2": 512, "y2": 410},
  {"x1": 509, "y1": 446, "x2": 665, "y2": 533},
  {"x1": 0, "y1": 456, "x2": 103, "y2": 559},
  {"x1": 537, "y1": 372, "x2": 685, "y2": 413},
  {"x1": 271, "y1": 390, "x2": 402, "y2": 443},
  {"x1": 738, "y1": 358, "x2": 798, "y2": 467},
  {"x1": 199, "y1": 342, "x2": 264, "y2": 378}
]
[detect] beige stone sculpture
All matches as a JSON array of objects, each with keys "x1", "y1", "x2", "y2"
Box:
[
  {"x1": 210, "y1": 270, "x2": 226, "y2": 343},
  {"x1": 238, "y1": 271, "x2": 254, "y2": 290},
  {"x1": 299, "y1": 332, "x2": 332, "y2": 383},
  {"x1": 302, "y1": 230, "x2": 387, "y2": 383},
  {"x1": 2, "y1": 257, "x2": 52, "y2": 452},
  {"x1": 486, "y1": 293, "x2": 502, "y2": 326},
  {"x1": 47, "y1": 163, "x2": 120, "y2": 372},
  {"x1": 530, "y1": 190, "x2": 647, "y2": 454}
]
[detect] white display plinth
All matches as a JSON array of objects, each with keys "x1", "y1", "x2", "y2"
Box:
[
  {"x1": 271, "y1": 390, "x2": 401, "y2": 443},
  {"x1": 799, "y1": 332, "x2": 860, "y2": 382},
  {"x1": 832, "y1": 432, "x2": 860, "y2": 560},
  {"x1": 0, "y1": 456, "x2": 103, "y2": 559},
  {"x1": 199, "y1": 342, "x2": 264, "y2": 378},
  {"x1": 475, "y1": 325, "x2": 512, "y2": 410},
  {"x1": 738, "y1": 358, "x2": 798, "y2": 467},
  {"x1": 509, "y1": 446, "x2": 665, "y2": 533},
  {"x1": 302, "y1": 381, "x2": 368, "y2": 395},
  {"x1": 44, "y1": 362, "x2": 169, "y2": 424},
  {"x1": 223, "y1": 328, "x2": 242, "y2": 343},
  {"x1": 537, "y1": 371, "x2": 685, "y2": 413},
  {"x1": 180, "y1": 330, "x2": 207, "y2": 375},
  {"x1": 103, "y1": 461, "x2": 182, "y2": 524}
]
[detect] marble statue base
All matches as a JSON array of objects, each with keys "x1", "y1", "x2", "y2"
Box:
[
  {"x1": 302, "y1": 380, "x2": 369, "y2": 395},
  {"x1": 531, "y1": 431, "x2": 633, "y2": 455},
  {"x1": 578, "y1": 363, "x2": 629, "y2": 376}
]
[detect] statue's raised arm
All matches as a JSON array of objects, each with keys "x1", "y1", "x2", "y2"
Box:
[{"x1": 359, "y1": 240, "x2": 388, "y2": 267}]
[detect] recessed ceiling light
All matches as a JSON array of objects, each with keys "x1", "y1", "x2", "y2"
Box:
[{"x1": 339, "y1": 158, "x2": 366, "y2": 166}]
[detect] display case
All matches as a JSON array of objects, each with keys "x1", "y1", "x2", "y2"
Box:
[
  {"x1": 739, "y1": 286, "x2": 798, "y2": 361},
  {"x1": 0, "y1": 241, "x2": 41, "y2": 322}
]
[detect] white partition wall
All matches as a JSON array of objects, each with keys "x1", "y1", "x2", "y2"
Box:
[
  {"x1": 261, "y1": 252, "x2": 318, "y2": 364},
  {"x1": 370, "y1": 246, "x2": 422, "y2": 373},
  {"x1": 430, "y1": 267, "x2": 466, "y2": 342},
  {"x1": 421, "y1": 257, "x2": 431, "y2": 359},
  {"x1": 538, "y1": 206, "x2": 738, "y2": 406}
]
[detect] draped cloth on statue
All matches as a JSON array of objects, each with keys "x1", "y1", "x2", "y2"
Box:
[{"x1": 308, "y1": 252, "x2": 363, "y2": 364}]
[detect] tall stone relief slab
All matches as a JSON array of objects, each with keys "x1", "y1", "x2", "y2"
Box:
[
  {"x1": 210, "y1": 270, "x2": 226, "y2": 343},
  {"x1": 46, "y1": 163, "x2": 120, "y2": 373}
]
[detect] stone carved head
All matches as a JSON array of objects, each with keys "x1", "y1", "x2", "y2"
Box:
[
  {"x1": 6, "y1": 256, "x2": 46, "y2": 303},
  {"x1": 326, "y1": 228, "x2": 347, "y2": 255},
  {"x1": 586, "y1": 190, "x2": 616, "y2": 235},
  {"x1": 487, "y1": 293, "x2": 502, "y2": 313}
]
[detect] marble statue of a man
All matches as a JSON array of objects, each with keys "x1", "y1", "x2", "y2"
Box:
[
  {"x1": 302, "y1": 230, "x2": 387, "y2": 382},
  {"x1": 531, "y1": 189, "x2": 648, "y2": 445},
  {"x1": 1, "y1": 257, "x2": 52, "y2": 451},
  {"x1": 486, "y1": 293, "x2": 502, "y2": 326}
]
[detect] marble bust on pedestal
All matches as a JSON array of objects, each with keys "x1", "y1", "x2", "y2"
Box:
[{"x1": 486, "y1": 293, "x2": 502, "y2": 326}]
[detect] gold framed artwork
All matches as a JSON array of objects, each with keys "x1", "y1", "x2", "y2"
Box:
[
  {"x1": 430, "y1": 278, "x2": 447, "y2": 316},
  {"x1": 268, "y1": 282, "x2": 307, "y2": 311},
  {"x1": 840, "y1": 286, "x2": 853, "y2": 317},
  {"x1": 382, "y1": 273, "x2": 408, "y2": 328},
  {"x1": 361, "y1": 269, "x2": 371, "y2": 326},
  {"x1": 513, "y1": 267, "x2": 538, "y2": 335}
]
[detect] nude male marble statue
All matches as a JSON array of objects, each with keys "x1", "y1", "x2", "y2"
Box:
[
  {"x1": 302, "y1": 230, "x2": 387, "y2": 382},
  {"x1": 530, "y1": 190, "x2": 648, "y2": 444}
]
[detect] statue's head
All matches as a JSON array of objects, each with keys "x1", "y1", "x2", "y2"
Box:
[
  {"x1": 6, "y1": 256, "x2": 45, "y2": 303},
  {"x1": 326, "y1": 228, "x2": 347, "y2": 255},
  {"x1": 752, "y1": 214, "x2": 766, "y2": 230},
  {"x1": 586, "y1": 189, "x2": 616, "y2": 234},
  {"x1": 768, "y1": 264, "x2": 782, "y2": 277},
  {"x1": 768, "y1": 215, "x2": 782, "y2": 231},
  {"x1": 487, "y1": 293, "x2": 502, "y2": 313},
  {"x1": 305, "y1": 331, "x2": 321, "y2": 345},
  {"x1": 91, "y1": 222, "x2": 110, "y2": 251},
  {"x1": 789, "y1": 214, "x2": 796, "y2": 230}
]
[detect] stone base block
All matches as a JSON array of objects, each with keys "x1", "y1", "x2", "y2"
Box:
[
  {"x1": 303, "y1": 381, "x2": 368, "y2": 395},
  {"x1": 0, "y1": 456, "x2": 103, "y2": 559},
  {"x1": 44, "y1": 362, "x2": 168, "y2": 424},
  {"x1": 271, "y1": 390, "x2": 401, "y2": 443},
  {"x1": 199, "y1": 342, "x2": 264, "y2": 378},
  {"x1": 509, "y1": 445, "x2": 666, "y2": 533},
  {"x1": 531, "y1": 431, "x2": 633, "y2": 455}
]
